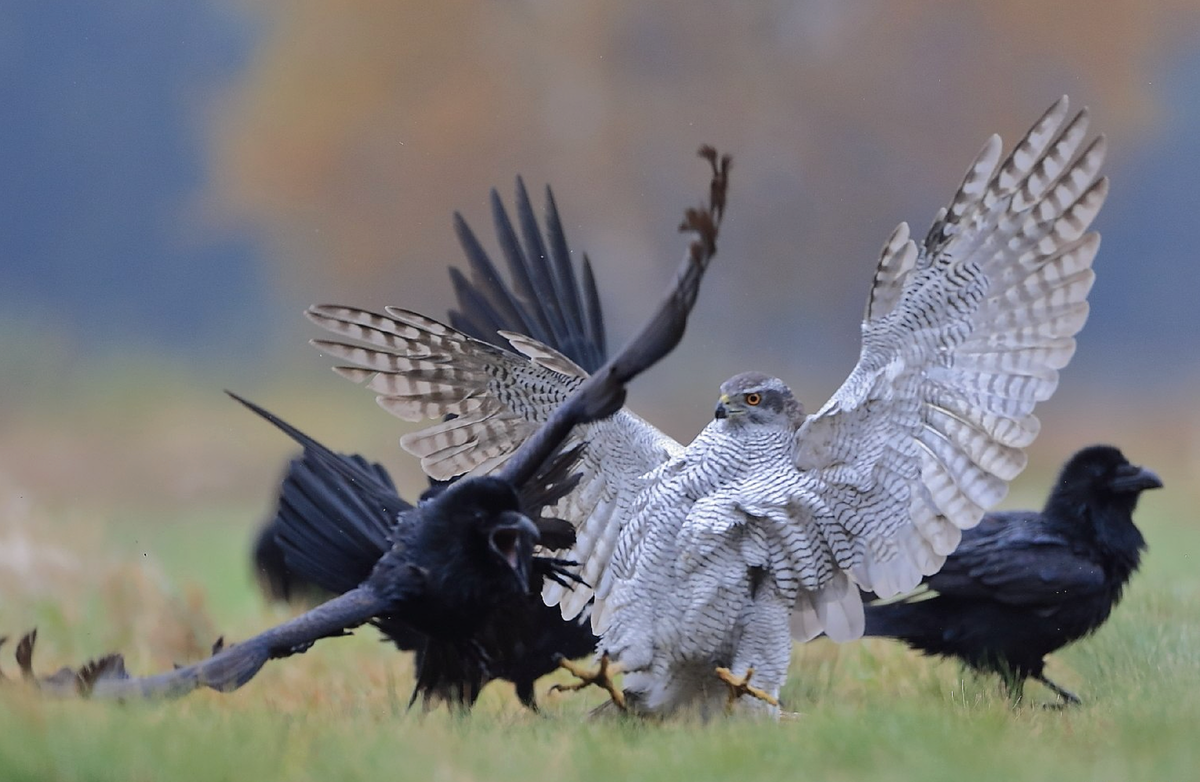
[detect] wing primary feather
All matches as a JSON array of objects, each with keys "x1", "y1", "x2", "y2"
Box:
[
  {"x1": 490, "y1": 189, "x2": 555, "y2": 346},
  {"x1": 544, "y1": 185, "x2": 604, "y2": 372},
  {"x1": 89, "y1": 587, "x2": 389, "y2": 699},
  {"x1": 579, "y1": 254, "x2": 608, "y2": 371},
  {"x1": 447, "y1": 266, "x2": 511, "y2": 347},
  {"x1": 452, "y1": 212, "x2": 535, "y2": 339},
  {"x1": 444, "y1": 184, "x2": 607, "y2": 373},
  {"x1": 496, "y1": 146, "x2": 730, "y2": 489},
  {"x1": 514, "y1": 177, "x2": 572, "y2": 350}
]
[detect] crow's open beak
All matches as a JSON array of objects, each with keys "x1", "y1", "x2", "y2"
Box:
[
  {"x1": 1108, "y1": 464, "x2": 1164, "y2": 493},
  {"x1": 490, "y1": 513, "x2": 538, "y2": 588}
]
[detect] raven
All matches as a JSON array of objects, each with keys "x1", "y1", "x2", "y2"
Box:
[
  {"x1": 48, "y1": 147, "x2": 727, "y2": 702},
  {"x1": 251, "y1": 176, "x2": 608, "y2": 607},
  {"x1": 249, "y1": 175, "x2": 621, "y2": 708},
  {"x1": 261, "y1": 406, "x2": 594, "y2": 708},
  {"x1": 862, "y1": 445, "x2": 1162, "y2": 705}
]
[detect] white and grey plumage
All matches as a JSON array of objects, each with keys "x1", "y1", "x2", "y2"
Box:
[{"x1": 309, "y1": 99, "x2": 1107, "y2": 717}]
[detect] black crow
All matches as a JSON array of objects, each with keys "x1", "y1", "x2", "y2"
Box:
[
  {"x1": 251, "y1": 175, "x2": 608, "y2": 607},
  {"x1": 862, "y1": 445, "x2": 1162, "y2": 705},
  {"x1": 250, "y1": 173, "x2": 622, "y2": 708},
  {"x1": 51, "y1": 148, "x2": 727, "y2": 702},
  {"x1": 262, "y1": 406, "x2": 591, "y2": 707}
]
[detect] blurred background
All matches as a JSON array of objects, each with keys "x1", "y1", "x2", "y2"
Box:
[{"x1": 1, "y1": 1, "x2": 1198, "y2": 662}]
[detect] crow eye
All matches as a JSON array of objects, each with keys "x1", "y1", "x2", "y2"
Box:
[{"x1": 745, "y1": 392, "x2": 761, "y2": 406}]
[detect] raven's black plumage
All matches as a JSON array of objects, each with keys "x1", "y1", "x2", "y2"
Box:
[
  {"x1": 863, "y1": 445, "x2": 1162, "y2": 704},
  {"x1": 262, "y1": 405, "x2": 587, "y2": 707},
  {"x1": 66, "y1": 151, "x2": 725, "y2": 703},
  {"x1": 251, "y1": 178, "x2": 615, "y2": 707},
  {"x1": 252, "y1": 178, "x2": 608, "y2": 606},
  {"x1": 84, "y1": 400, "x2": 548, "y2": 700}
]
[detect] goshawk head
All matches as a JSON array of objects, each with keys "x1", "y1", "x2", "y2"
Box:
[{"x1": 713, "y1": 371, "x2": 805, "y2": 429}]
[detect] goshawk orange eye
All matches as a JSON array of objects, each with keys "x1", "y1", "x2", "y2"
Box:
[{"x1": 745, "y1": 392, "x2": 762, "y2": 406}]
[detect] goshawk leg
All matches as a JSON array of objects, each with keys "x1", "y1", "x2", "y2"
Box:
[
  {"x1": 715, "y1": 666, "x2": 779, "y2": 711},
  {"x1": 550, "y1": 652, "x2": 626, "y2": 711}
]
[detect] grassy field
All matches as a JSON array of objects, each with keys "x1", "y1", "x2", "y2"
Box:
[{"x1": 1, "y1": 374, "x2": 1198, "y2": 782}]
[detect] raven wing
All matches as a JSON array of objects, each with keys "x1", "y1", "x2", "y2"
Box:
[
  {"x1": 254, "y1": 178, "x2": 607, "y2": 601},
  {"x1": 447, "y1": 178, "x2": 607, "y2": 372},
  {"x1": 924, "y1": 513, "x2": 1107, "y2": 606},
  {"x1": 232, "y1": 393, "x2": 408, "y2": 597},
  {"x1": 89, "y1": 586, "x2": 399, "y2": 699},
  {"x1": 274, "y1": 452, "x2": 400, "y2": 594}
]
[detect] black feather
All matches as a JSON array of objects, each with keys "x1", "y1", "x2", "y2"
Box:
[
  {"x1": 264, "y1": 424, "x2": 591, "y2": 708},
  {"x1": 244, "y1": 156, "x2": 724, "y2": 708},
  {"x1": 250, "y1": 181, "x2": 615, "y2": 705},
  {"x1": 60, "y1": 399, "x2": 549, "y2": 702},
  {"x1": 863, "y1": 445, "x2": 1161, "y2": 704}
]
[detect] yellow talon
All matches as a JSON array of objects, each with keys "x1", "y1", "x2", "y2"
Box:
[
  {"x1": 550, "y1": 652, "x2": 626, "y2": 711},
  {"x1": 715, "y1": 666, "x2": 779, "y2": 711}
]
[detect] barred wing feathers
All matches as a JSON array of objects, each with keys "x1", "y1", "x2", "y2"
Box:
[
  {"x1": 787, "y1": 97, "x2": 1105, "y2": 626},
  {"x1": 307, "y1": 305, "x2": 683, "y2": 620}
]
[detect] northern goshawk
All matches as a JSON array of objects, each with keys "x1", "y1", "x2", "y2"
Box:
[{"x1": 311, "y1": 99, "x2": 1107, "y2": 717}]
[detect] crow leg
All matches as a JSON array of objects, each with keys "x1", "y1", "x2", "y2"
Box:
[
  {"x1": 1034, "y1": 673, "x2": 1082, "y2": 707},
  {"x1": 998, "y1": 668, "x2": 1026, "y2": 706},
  {"x1": 550, "y1": 652, "x2": 625, "y2": 710}
]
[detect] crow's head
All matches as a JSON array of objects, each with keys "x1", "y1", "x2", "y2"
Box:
[
  {"x1": 421, "y1": 476, "x2": 540, "y2": 593},
  {"x1": 1055, "y1": 445, "x2": 1162, "y2": 507},
  {"x1": 1049, "y1": 445, "x2": 1161, "y2": 556},
  {"x1": 713, "y1": 372, "x2": 804, "y2": 430}
]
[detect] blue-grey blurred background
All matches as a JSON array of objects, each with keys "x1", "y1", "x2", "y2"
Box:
[{"x1": 2, "y1": 1, "x2": 1199, "y2": 509}]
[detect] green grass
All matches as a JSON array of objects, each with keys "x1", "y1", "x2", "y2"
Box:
[
  {"x1": 3, "y1": 496, "x2": 1196, "y2": 782},
  {"x1": 2, "y1": 378, "x2": 1199, "y2": 781}
]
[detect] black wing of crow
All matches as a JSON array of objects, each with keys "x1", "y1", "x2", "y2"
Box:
[
  {"x1": 496, "y1": 147, "x2": 728, "y2": 489},
  {"x1": 448, "y1": 178, "x2": 608, "y2": 373}
]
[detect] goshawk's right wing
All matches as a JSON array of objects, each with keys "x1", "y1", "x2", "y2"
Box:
[{"x1": 779, "y1": 98, "x2": 1106, "y2": 640}]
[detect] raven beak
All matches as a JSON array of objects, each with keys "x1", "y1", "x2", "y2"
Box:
[
  {"x1": 714, "y1": 394, "x2": 730, "y2": 420},
  {"x1": 1108, "y1": 464, "x2": 1164, "y2": 493},
  {"x1": 490, "y1": 513, "x2": 538, "y2": 587}
]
